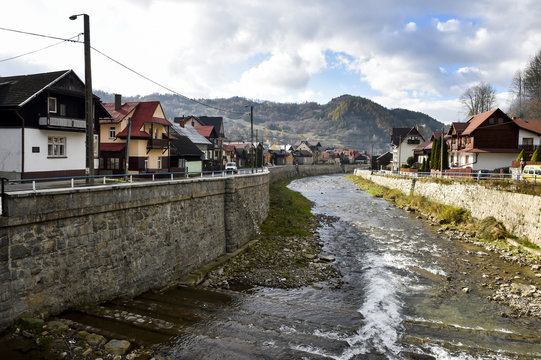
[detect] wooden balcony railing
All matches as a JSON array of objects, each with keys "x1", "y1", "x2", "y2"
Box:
[{"x1": 147, "y1": 138, "x2": 169, "y2": 149}]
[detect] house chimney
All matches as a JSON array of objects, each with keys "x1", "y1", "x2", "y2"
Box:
[{"x1": 114, "y1": 94, "x2": 122, "y2": 111}]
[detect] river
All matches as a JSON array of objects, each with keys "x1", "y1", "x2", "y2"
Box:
[
  {"x1": 152, "y1": 174, "x2": 541, "y2": 359},
  {"x1": 5, "y1": 174, "x2": 539, "y2": 359}
]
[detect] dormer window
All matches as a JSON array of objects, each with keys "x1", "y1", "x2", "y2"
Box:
[{"x1": 48, "y1": 97, "x2": 57, "y2": 113}]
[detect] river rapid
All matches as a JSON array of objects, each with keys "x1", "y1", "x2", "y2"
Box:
[{"x1": 155, "y1": 174, "x2": 541, "y2": 359}]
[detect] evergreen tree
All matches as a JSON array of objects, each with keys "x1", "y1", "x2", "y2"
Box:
[
  {"x1": 421, "y1": 158, "x2": 427, "y2": 172},
  {"x1": 431, "y1": 136, "x2": 441, "y2": 170},
  {"x1": 517, "y1": 149, "x2": 525, "y2": 162},
  {"x1": 429, "y1": 138, "x2": 436, "y2": 170},
  {"x1": 531, "y1": 149, "x2": 539, "y2": 162},
  {"x1": 442, "y1": 137, "x2": 449, "y2": 170}
]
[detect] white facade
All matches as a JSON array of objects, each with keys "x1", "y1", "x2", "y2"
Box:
[
  {"x1": 0, "y1": 129, "x2": 22, "y2": 176},
  {"x1": 24, "y1": 129, "x2": 86, "y2": 173},
  {"x1": 452, "y1": 152, "x2": 518, "y2": 171},
  {"x1": 518, "y1": 129, "x2": 541, "y2": 147},
  {"x1": 392, "y1": 141, "x2": 420, "y2": 170}
]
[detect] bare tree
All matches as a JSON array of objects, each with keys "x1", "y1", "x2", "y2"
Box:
[
  {"x1": 460, "y1": 82, "x2": 497, "y2": 116},
  {"x1": 523, "y1": 49, "x2": 541, "y2": 117},
  {"x1": 509, "y1": 70, "x2": 525, "y2": 117}
]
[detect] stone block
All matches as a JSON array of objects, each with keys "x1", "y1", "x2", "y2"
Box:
[{"x1": 10, "y1": 245, "x2": 30, "y2": 260}]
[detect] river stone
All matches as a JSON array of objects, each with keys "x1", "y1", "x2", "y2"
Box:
[
  {"x1": 319, "y1": 256, "x2": 335, "y2": 263},
  {"x1": 46, "y1": 320, "x2": 69, "y2": 332},
  {"x1": 511, "y1": 283, "x2": 532, "y2": 294},
  {"x1": 104, "y1": 339, "x2": 131, "y2": 355},
  {"x1": 77, "y1": 330, "x2": 106, "y2": 346}
]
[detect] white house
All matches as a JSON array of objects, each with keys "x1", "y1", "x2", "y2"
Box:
[
  {"x1": 0, "y1": 70, "x2": 110, "y2": 179},
  {"x1": 391, "y1": 127, "x2": 424, "y2": 171}
]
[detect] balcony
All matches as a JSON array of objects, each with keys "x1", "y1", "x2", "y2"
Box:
[
  {"x1": 518, "y1": 144, "x2": 540, "y2": 151},
  {"x1": 39, "y1": 116, "x2": 86, "y2": 130},
  {"x1": 147, "y1": 138, "x2": 169, "y2": 149}
]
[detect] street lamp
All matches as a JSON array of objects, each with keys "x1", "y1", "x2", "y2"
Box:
[
  {"x1": 70, "y1": 13, "x2": 94, "y2": 181},
  {"x1": 245, "y1": 105, "x2": 254, "y2": 173}
]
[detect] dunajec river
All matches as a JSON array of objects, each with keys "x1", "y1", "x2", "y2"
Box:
[{"x1": 148, "y1": 175, "x2": 541, "y2": 359}]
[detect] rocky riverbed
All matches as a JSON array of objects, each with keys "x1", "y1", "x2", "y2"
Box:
[
  {"x1": 411, "y1": 209, "x2": 541, "y2": 320},
  {"x1": 201, "y1": 214, "x2": 342, "y2": 290}
]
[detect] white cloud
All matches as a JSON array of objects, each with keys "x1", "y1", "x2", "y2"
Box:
[
  {"x1": 436, "y1": 19, "x2": 460, "y2": 32},
  {"x1": 405, "y1": 22, "x2": 417, "y2": 32},
  {"x1": 2, "y1": 0, "x2": 541, "y2": 126}
]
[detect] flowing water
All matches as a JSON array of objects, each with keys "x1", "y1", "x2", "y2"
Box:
[
  {"x1": 153, "y1": 175, "x2": 541, "y2": 359},
  {"x1": 5, "y1": 174, "x2": 539, "y2": 359}
]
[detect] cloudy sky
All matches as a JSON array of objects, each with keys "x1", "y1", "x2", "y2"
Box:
[{"x1": 1, "y1": 0, "x2": 540, "y2": 123}]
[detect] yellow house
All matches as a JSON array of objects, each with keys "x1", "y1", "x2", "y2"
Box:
[{"x1": 99, "y1": 95, "x2": 174, "y2": 174}]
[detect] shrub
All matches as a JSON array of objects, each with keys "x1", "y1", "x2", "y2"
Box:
[{"x1": 517, "y1": 149, "x2": 525, "y2": 161}]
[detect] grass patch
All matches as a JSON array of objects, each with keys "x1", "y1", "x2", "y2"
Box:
[{"x1": 259, "y1": 180, "x2": 314, "y2": 237}]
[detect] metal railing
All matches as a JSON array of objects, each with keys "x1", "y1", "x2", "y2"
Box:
[
  {"x1": 371, "y1": 169, "x2": 539, "y2": 183},
  {"x1": 1, "y1": 167, "x2": 267, "y2": 195}
]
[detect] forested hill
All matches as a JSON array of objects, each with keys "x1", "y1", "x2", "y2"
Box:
[{"x1": 94, "y1": 91, "x2": 444, "y2": 153}]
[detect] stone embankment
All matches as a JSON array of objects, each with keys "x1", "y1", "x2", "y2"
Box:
[
  {"x1": 354, "y1": 169, "x2": 541, "y2": 247},
  {"x1": 352, "y1": 170, "x2": 541, "y2": 319}
]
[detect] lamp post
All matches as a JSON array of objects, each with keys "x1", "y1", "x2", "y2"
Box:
[
  {"x1": 70, "y1": 13, "x2": 94, "y2": 181},
  {"x1": 245, "y1": 105, "x2": 254, "y2": 173}
]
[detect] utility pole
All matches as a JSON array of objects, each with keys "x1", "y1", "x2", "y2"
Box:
[
  {"x1": 245, "y1": 105, "x2": 254, "y2": 173},
  {"x1": 440, "y1": 126, "x2": 445, "y2": 177},
  {"x1": 70, "y1": 13, "x2": 94, "y2": 183}
]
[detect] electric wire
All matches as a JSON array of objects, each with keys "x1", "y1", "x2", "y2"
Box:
[
  {"x1": 0, "y1": 25, "x2": 249, "y2": 117},
  {"x1": 90, "y1": 46, "x2": 247, "y2": 116},
  {"x1": 0, "y1": 34, "x2": 83, "y2": 63}
]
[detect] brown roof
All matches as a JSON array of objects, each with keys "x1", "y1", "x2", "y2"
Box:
[
  {"x1": 512, "y1": 118, "x2": 541, "y2": 135},
  {"x1": 463, "y1": 108, "x2": 510, "y2": 135},
  {"x1": 456, "y1": 148, "x2": 520, "y2": 153}
]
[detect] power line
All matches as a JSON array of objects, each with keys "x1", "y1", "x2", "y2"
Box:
[
  {"x1": 90, "y1": 46, "x2": 247, "y2": 116},
  {"x1": 0, "y1": 25, "x2": 248, "y2": 117},
  {"x1": 0, "y1": 26, "x2": 82, "y2": 43},
  {"x1": 0, "y1": 34, "x2": 82, "y2": 63}
]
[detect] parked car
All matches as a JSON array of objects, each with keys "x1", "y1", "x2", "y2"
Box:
[
  {"x1": 522, "y1": 165, "x2": 541, "y2": 182},
  {"x1": 225, "y1": 162, "x2": 238, "y2": 174}
]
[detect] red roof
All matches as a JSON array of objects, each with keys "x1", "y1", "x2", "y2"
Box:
[
  {"x1": 101, "y1": 102, "x2": 138, "y2": 123},
  {"x1": 100, "y1": 143, "x2": 126, "y2": 152},
  {"x1": 512, "y1": 118, "x2": 541, "y2": 135},
  {"x1": 108, "y1": 101, "x2": 172, "y2": 139},
  {"x1": 456, "y1": 148, "x2": 519, "y2": 153},
  {"x1": 194, "y1": 125, "x2": 216, "y2": 138},
  {"x1": 463, "y1": 108, "x2": 510, "y2": 135}
]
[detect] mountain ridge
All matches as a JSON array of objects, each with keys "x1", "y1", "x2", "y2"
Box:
[{"x1": 94, "y1": 91, "x2": 444, "y2": 153}]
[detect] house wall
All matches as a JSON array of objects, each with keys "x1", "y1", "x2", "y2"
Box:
[
  {"x1": 186, "y1": 160, "x2": 202, "y2": 173},
  {"x1": 0, "y1": 172, "x2": 269, "y2": 329},
  {"x1": 454, "y1": 152, "x2": 517, "y2": 171},
  {"x1": 519, "y1": 129, "x2": 541, "y2": 146},
  {"x1": 0, "y1": 129, "x2": 22, "y2": 177},
  {"x1": 392, "y1": 142, "x2": 418, "y2": 170},
  {"x1": 353, "y1": 170, "x2": 541, "y2": 247},
  {"x1": 24, "y1": 129, "x2": 85, "y2": 173}
]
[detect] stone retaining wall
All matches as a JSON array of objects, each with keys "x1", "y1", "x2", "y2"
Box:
[
  {"x1": 268, "y1": 164, "x2": 357, "y2": 183},
  {"x1": 354, "y1": 170, "x2": 541, "y2": 247},
  {"x1": 0, "y1": 173, "x2": 268, "y2": 329}
]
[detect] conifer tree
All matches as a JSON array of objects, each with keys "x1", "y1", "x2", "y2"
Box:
[
  {"x1": 442, "y1": 137, "x2": 449, "y2": 170},
  {"x1": 517, "y1": 149, "x2": 525, "y2": 162}
]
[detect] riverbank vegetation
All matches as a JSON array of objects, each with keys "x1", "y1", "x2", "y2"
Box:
[
  {"x1": 347, "y1": 175, "x2": 540, "y2": 259},
  {"x1": 203, "y1": 180, "x2": 340, "y2": 289}
]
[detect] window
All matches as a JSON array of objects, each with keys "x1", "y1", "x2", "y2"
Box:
[
  {"x1": 489, "y1": 117, "x2": 494, "y2": 124},
  {"x1": 59, "y1": 103, "x2": 67, "y2": 116},
  {"x1": 523, "y1": 138, "x2": 534, "y2": 146},
  {"x1": 107, "y1": 158, "x2": 119, "y2": 169},
  {"x1": 157, "y1": 157, "x2": 162, "y2": 169},
  {"x1": 465, "y1": 155, "x2": 469, "y2": 164},
  {"x1": 32, "y1": 147, "x2": 40, "y2": 153},
  {"x1": 178, "y1": 159, "x2": 186, "y2": 168},
  {"x1": 48, "y1": 97, "x2": 57, "y2": 113},
  {"x1": 109, "y1": 127, "x2": 116, "y2": 139},
  {"x1": 144, "y1": 157, "x2": 148, "y2": 169},
  {"x1": 48, "y1": 137, "x2": 66, "y2": 157}
]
